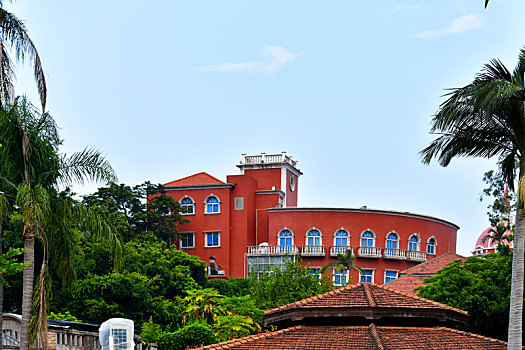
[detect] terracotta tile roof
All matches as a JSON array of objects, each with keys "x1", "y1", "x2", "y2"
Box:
[
  {"x1": 192, "y1": 325, "x2": 508, "y2": 349},
  {"x1": 264, "y1": 283, "x2": 467, "y2": 316},
  {"x1": 400, "y1": 252, "x2": 466, "y2": 276},
  {"x1": 384, "y1": 274, "x2": 425, "y2": 295},
  {"x1": 162, "y1": 172, "x2": 225, "y2": 187}
]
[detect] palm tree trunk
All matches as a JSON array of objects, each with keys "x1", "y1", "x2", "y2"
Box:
[
  {"x1": 508, "y1": 162, "x2": 525, "y2": 349},
  {"x1": 20, "y1": 233, "x2": 35, "y2": 350},
  {"x1": 0, "y1": 223, "x2": 4, "y2": 350}
]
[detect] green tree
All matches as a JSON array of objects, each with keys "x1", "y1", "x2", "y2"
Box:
[
  {"x1": 250, "y1": 259, "x2": 333, "y2": 310},
  {"x1": 321, "y1": 249, "x2": 363, "y2": 285},
  {"x1": 417, "y1": 254, "x2": 512, "y2": 341},
  {"x1": 420, "y1": 47, "x2": 525, "y2": 348},
  {"x1": 0, "y1": 98, "x2": 118, "y2": 350}
]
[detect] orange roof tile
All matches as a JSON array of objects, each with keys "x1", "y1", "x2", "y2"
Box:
[
  {"x1": 163, "y1": 172, "x2": 225, "y2": 187},
  {"x1": 400, "y1": 252, "x2": 466, "y2": 276},
  {"x1": 264, "y1": 283, "x2": 467, "y2": 316},
  {"x1": 384, "y1": 274, "x2": 425, "y2": 295},
  {"x1": 192, "y1": 325, "x2": 508, "y2": 349}
]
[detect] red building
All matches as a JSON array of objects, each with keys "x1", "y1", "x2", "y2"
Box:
[{"x1": 161, "y1": 153, "x2": 459, "y2": 284}]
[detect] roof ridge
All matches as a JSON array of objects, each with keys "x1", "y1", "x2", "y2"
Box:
[
  {"x1": 194, "y1": 325, "x2": 304, "y2": 349},
  {"x1": 264, "y1": 283, "x2": 361, "y2": 315},
  {"x1": 363, "y1": 283, "x2": 377, "y2": 308},
  {"x1": 379, "y1": 284, "x2": 468, "y2": 315},
  {"x1": 163, "y1": 172, "x2": 225, "y2": 186},
  {"x1": 368, "y1": 323, "x2": 386, "y2": 350},
  {"x1": 436, "y1": 326, "x2": 508, "y2": 345},
  {"x1": 400, "y1": 252, "x2": 466, "y2": 274}
]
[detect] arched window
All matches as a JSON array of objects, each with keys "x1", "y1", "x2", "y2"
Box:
[
  {"x1": 278, "y1": 229, "x2": 294, "y2": 246},
  {"x1": 206, "y1": 195, "x2": 220, "y2": 213},
  {"x1": 386, "y1": 232, "x2": 399, "y2": 249},
  {"x1": 306, "y1": 229, "x2": 322, "y2": 246},
  {"x1": 334, "y1": 229, "x2": 349, "y2": 247},
  {"x1": 360, "y1": 231, "x2": 375, "y2": 247},
  {"x1": 181, "y1": 196, "x2": 194, "y2": 215},
  {"x1": 427, "y1": 237, "x2": 436, "y2": 254},
  {"x1": 408, "y1": 235, "x2": 420, "y2": 251}
]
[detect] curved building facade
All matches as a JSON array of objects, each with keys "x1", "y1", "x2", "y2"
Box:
[{"x1": 159, "y1": 153, "x2": 459, "y2": 284}]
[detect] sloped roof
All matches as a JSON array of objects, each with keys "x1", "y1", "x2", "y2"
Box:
[
  {"x1": 264, "y1": 283, "x2": 467, "y2": 326},
  {"x1": 400, "y1": 252, "x2": 466, "y2": 276},
  {"x1": 384, "y1": 274, "x2": 425, "y2": 295},
  {"x1": 162, "y1": 172, "x2": 225, "y2": 187},
  {"x1": 193, "y1": 324, "x2": 508, "y2": 350}
]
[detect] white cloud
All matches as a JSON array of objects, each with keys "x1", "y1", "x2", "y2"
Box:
[
  {"x1": 196, "y1": 46, "x2": 302, "y2": 75},
  {"x1": 391, "y1": 5, "x2": 420, "y2": 12},
  {"x1": 411, "y1": 14, "x2": 485, "y2": 39}
]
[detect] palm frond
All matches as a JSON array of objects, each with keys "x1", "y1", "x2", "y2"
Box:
[{"x1": 56, "y1": 147, "x2": 117, "y2": 187}]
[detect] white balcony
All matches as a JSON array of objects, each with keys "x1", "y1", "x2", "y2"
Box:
[
  {"x1": 356, "y1": 246, "x2": 382, "y2": 258},
  {"x1": 247, "y1": 244, "x2": 299, "y2": 256},
  {"x1": 383, "y1": 248, "x2": 407, "y2": 260},
  {"x1": 301, "y1": 245, "x2": 326, "y2": 256},
  {"x1": 329, "y1": 246, "x2": 353, "y2": 257},
  {"x1": 406, "y1": 250, "x2": 427, "y2": 262},
  {"x1": 241, "y1": 152, "x2": 298, "y2": 168}
]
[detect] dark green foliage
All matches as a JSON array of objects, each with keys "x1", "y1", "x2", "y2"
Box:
[
  {"x1": 207, "y1": 278, "x2": 251, "y2": 297},
  {"x1": 480, "y1": 159, "x2": 516, "y2": 226},
  {"x1": 250, "y1": 259, "x2": 333, "y2": 310},
  {"x1": 417, "y1": 254, "x2": 512, "y2": 341},
  {"x1": 156, "y1": 322, "x2": 217, "y2": 350}
]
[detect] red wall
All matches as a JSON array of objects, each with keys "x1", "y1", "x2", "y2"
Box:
[
  {"x1": 167, "y1": 186, "x2": 232, "y2": 275},
  {"x1": 244, "y1": 168, "x2": 282, "y2": 191},
  {"x1": 267, "y1": 209, "x2": 458, "y2": 284},
  {"x1": 286, "y1": 169, "x2": 298, "y2": 207}
]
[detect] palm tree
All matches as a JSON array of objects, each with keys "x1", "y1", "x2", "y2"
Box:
[
  {"x1": 0, "y1": 97, "x2": 119, "y2": 350},
  {"x1": 321, "y1": 249, "x2": 363, "y2": 285},
  {"x1": 0, "y1": 0, "x2": 46, "y2": 110},
  {"x1": 481, "y1": 221, "x2": 513, "y2": 254},
  {"x1": 420, "y1": 47, "x2": 525, "y2": 349}
]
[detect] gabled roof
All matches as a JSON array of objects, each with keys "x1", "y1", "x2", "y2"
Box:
[
  {"x1": 162, "y1": 172, "x2": 225, "y2": 187},
  {"x1": 400, "y1": 252, "x2": 466, "y2": 276},
  {"x1": 264, "y1": 283, "x2": 467, "y2": 326},
  {"x1": 193, "y1": 324, "x2": 508, "y2": 350},
  {"x1": 384, "y1": 274, "x2": 425, "y2": 295}
]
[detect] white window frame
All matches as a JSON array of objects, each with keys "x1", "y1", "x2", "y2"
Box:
[
  {"x1": 408, "y1": 234, "x2": 421, "y2": 251},
  {"x1": 277, "y1": 227, "x2": 294, "y2": 246},
  {"x1": 204, "y1": 231, "x2": 221, "y2": 247},
  {"x1": 180, "y1": 196, "x2": 195, "y2": 215},
  {"x1": 384, "y1": 270, "x2": 398, "y2": 284},
  {"x1": 179, "y1": 232, "x2": 195, "y2": 249},
  {"x1": 305, "y1": 227, "x2": 322, "y2": 246},
  {"x1": 333, "y1": 268, "x2": 349, "y2": 287},
  {"x1": 385, "y1": 231, "x2": 399, "y2": 249},
  {"x1": 204, "y1": 194, "x2": 221, "y2": 214},
  {"x1": 333, "y1": 228, "x2": 350, "y2": 247},
  {"x1": 360, "y1": 269, "x2": 375, "y2": 283},
  {"x1": 360, "y1": 230, "x2": 376, "y2": 247},
  {"x1": 426, "y1": 236, "x2": 437, "y2": 255}
]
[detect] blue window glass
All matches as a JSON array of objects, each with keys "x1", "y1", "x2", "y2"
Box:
[
  {"x1": 181, "y1": 197, "x2": 194, "y2": 214},
  {"x1": 360, "y1": 269, "x2": 373, "y2": 283},
  {"x1": 306, "y1": 229, "x2": 321, "y2": 246},
  {"x1": 279, "y1": 230, "x2": 293, "y2": 246},
  {"x1": 408, "y1": 235, "x2": 419, "y2": 251},
  {"x1": 386, "y1": 233, "x2": 398, "y2": 249},
  {"x1": 181, "y1": 233, "x2": 194, "y2": 248},
  {"x1": 206, "y1": 196, "x2": 220, "y2": 213},
  {"x1": 334, "y1": 229, "x2": 349, "y2": 246},
  {"x1": 360, "y1": 231, "x2": 374, "y2": 247},
  {"x1": 206, "y1": 232, "x2": 220, "y2": 247},
  {"x1": 309, "y1": 268, "x2": 321, "y2": 280},
  {"x1": 427, "y1": 238, "x2": 436, "y2": 254},
  {"x1": 333, "y1": 269, "x2": 347, "y2": 286},
  {"x1": 384, "y1": 270, "x2": 397, "y2": 283}
]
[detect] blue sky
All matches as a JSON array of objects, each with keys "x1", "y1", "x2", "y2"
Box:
[{"x1": 8, "y1": 0, "x2": 525, "y2": 255}]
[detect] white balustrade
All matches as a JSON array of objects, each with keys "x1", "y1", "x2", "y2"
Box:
[
  {"x1": 406, "y1": 250, "x2": 427, "y2": 262},
  {"x1": 356, "y1": 246, "x2": 382, "y2": 258},
  {"x1": 301, "y1": 245, "x2": 325, "y2": 256},
  {"x1": 329, "y1": 246, "x2": 353, "y2": 257},
  {"x1": 383, "y1": 248, "x2": 407, "y2": 259},
  {"x1": 247, "y1": 245, "x2": 299, "y2": 255}
]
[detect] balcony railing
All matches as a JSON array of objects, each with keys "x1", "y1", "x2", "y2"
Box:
[
  {"x1": 241, "y1": 152, "x2": 298, "y2": 168},
  {"x1": 247, "y1": 245, "x2": 299, "y2": 255},
  {"x1": 329, "y1": 246, "x2": 353, "y2": 257},
  {"x1": 383, "y1": 248, "x2": 406, "y2": 260},
  {"x1": 406, "y1": 250, "x2": 427, "y2": 262},
  {"x1": 356, "y1": 246, "x2": 382, "y2": 258},
  {"x1": 301, "y1": 245, "x2": 326, "y2": 256}
]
